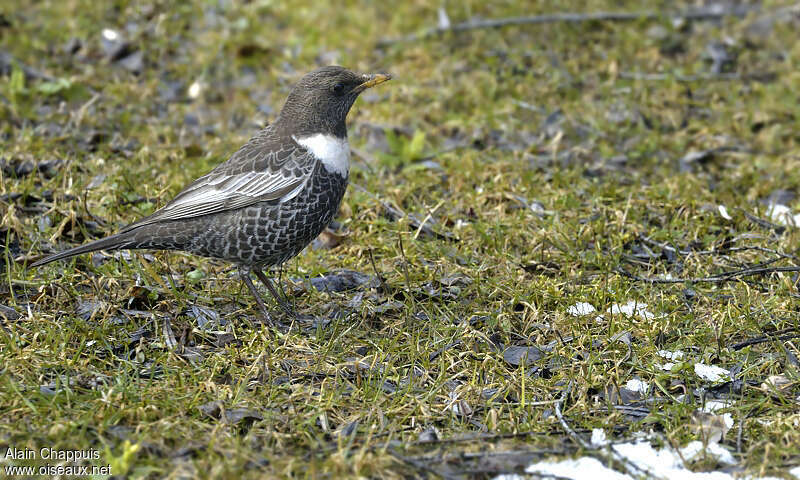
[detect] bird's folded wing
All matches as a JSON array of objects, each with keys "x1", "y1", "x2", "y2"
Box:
[{"x1": 120, "y1": 138, "x2": 315, "y2": 231}]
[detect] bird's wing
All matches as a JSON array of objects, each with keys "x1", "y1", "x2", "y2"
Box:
[{"x1": 120, "y1": 131, "x2": 316, "y2": 232}]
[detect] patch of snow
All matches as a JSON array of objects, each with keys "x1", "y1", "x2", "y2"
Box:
[
  {"x1": 680, "y1": 440, "x2": 736, "y2": 466},
  {"x1": 658, "y1": 350, "x2": 684, "y2": 361},
  {"x1": 626, "y1": 378, "x2": 649, "y2": 394},
  {"x1": 188, "y1": 81, "x2": 203, "y2": 99},
  {"x1": 701, "y1": 400, "x2": 735, "y2": 431},
  {"x1": 500, "y1": 437, "x2": 788, "y2": 480},
  {"x1": 608, "y1": 301, "x2": 656, "y2": 320},
  {"x1": 590, "y1": 428, "x2": 609, "y2": 447},
  {"x1": 702, "y1": 400, "x2": 732, "y2": 413},
  {"x1": 660, "y1": 362, "x2": 676, "y2": 371},
  {"x1": 528, "y1": 201, "x2": 546, "y2": 214},
  {"x1": 613, "y1": 441, "x2": 683, "y2": 478},
  {"x1": 567, "y1": 302, "x2": 597, "y2": 316},
  {"x1": 437, "y1": 6, "x2": 451, "y2": 29},
  {"x1": 515, "y1": 440, "x2": 760, "y2": 480},
  {"x1": 790, "y1": 465, "x2": 800, "y2": 479},
  {"x1": 101, "y1": 28, "x2": 119, "y2": 41},
  {"x1": 694, "y1": 363, "x2": 731, "y2": 382},
  {"x1": 766, "y1": 203, "x2": 800, "y2": 227},
  {"x1": 718, "y1": 205, "x2": 732, "y2": 220},
  {"x1": 525, "y1": 456, "x2": 631, "y2": 480},
  {"x1": 615, "y1": 440, "x2": 741, "y2": 477}
]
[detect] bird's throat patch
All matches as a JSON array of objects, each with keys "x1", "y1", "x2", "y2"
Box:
[{"x1": 293, "y1": 133, "x2": 350, "y2": 177}]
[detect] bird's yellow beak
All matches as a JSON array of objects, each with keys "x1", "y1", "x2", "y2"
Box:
[{"x1": 352, "y1": 73, "x2": 392, "y2": 93}]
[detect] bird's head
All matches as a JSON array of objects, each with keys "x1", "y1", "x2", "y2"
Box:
[{"x1": 277, "y1": 66, "x2": 391, "y2": 138}]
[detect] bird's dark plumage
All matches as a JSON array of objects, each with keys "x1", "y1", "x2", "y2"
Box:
[{"x1": 31, "y1": 66, "x2": 392, "y2": 325}]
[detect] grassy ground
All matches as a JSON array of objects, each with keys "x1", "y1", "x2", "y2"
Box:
[{"x1": 2, "y1": 0, "x2": 800, "y2": 478}]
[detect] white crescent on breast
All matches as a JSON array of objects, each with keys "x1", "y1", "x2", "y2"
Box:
[{"x1": 292, "y1": 133, "x2": 350, "y2": 177}]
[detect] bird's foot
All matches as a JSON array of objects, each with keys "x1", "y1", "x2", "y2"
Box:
[{"x1": 253, "y1": 269, "x2": 297, "y2": 318}]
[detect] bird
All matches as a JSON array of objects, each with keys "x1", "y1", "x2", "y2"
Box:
[{"x1": 31, "y1": 66, "x2": 392, "y2": 326}]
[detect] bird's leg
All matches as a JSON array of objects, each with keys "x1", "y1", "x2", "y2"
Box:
[
  {"x1": 277, "y1": 266, "x2": 293, "y2": 306},
  {"x1": 253, "y1": 269, "x2": 295, "y2": 317},
  {"x1": 239, "y1": 267, "x2": 275, "y2": 327}
]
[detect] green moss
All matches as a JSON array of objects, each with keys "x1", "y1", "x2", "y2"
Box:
[{"x1": 3, "y1": 0, "x2": 800, "y2": 478}]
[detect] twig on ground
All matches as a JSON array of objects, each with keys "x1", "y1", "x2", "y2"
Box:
[
  {"x1": 366, "y1": 248, "x2": 388, "y2": 293},
  {"x1": 163, "y1": 316, "x2": 177, "y2": 350},
  {"x1": 719, "y1": 256, "x2": 788, "y2": 273},
  {"x1": 378, "y1": 5, "x2": 759, "y2": 45},
  {"x1": 397, "y1": 233, "x2": 412, "y2": 293},
  {"x1": 0, "y1": 51, "x2": 54, "y2": 81},
  {"x1": 738, "y1": 208, "x2": 787, "y2": 234},
  {"x1": 591, "y1": 405, "x2": 651, "y2": 418},
  {"x1": 616, "y1": 265, "x2": 800, "y2": 284},
  {"x1": 638, "y1": 235, "x2": 799, "y2": 262},
  {"x1": 554, "y1": 381, "x2": 588, "y2": 448},
  {"x1": 391, "y1": 448, "x2": 570, "y2": 478},
  {"x1": 618, "y1": 71, "x2": 776, "y2": 82},
  {"x1": 82, "y1": 191, "x2": 108, "y2": 228},
  {"x1": 730, "y1": 327, "x2": 800, "y2": 351},
  {"x1": 411, "y1": 429, "x2": 576, "y2": 447},
  {"x1": 458, "y1": 448, "x2": 566, "y2": 459},
  {"x1": 387, "y1": 448, "x2": 457, "y2": 480},
  {"x1": 69, "y1": 93, "x2": 101, "y2": 130}
]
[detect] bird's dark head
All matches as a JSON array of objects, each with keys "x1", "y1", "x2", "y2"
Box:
[{"x1": 276, "y1": 66, "x2": 391, "y2": 138}]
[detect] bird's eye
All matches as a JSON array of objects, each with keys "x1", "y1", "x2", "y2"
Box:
[{"x1": 332, "y1": 83, "x2": 346, "y2": 95}]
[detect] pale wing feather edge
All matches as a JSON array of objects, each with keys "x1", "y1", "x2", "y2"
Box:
[{"x1": 119, "y1": 141, "x2": 314, "y2": 231}]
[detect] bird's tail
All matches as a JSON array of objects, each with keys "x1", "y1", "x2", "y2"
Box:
[{"x1": 30, "y1": 231, "x2": 138, "y2": 268}]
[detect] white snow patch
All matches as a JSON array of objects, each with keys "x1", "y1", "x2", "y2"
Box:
[
  {"x1": 658, "y1": 349, "x2": 684, "y2": 361},
  {"x1": 766, "y1": 203, "x2": 800, "y2": 227},
  {"x1": 790, "y1": 465, "x2": 800, "y2": 479},
  {"x1": 437, "y1": 6, "x2": 451, "y2": 29},
  {"x1": 701, "y1": 400, "x2": 735, "y2": 431},
  {"x1": 661, "y1": 362, "x2": 676, "y2": 371},
  {"x1": 101, "y1": 28, "x2": 119, "y2": 41},
  {"x1": 510, "y1": 440, "x2": 774, "y2": 480},
  {"x1": 718, "y1": 205, "x2": 732, "y2": 220},
  {"x1": 680, "y1": 441, "x2": 737, "y2": 466},
  {"x1": 495, "y1": 437, "x2": 788, "y2": 480},
  {"x1": 694, "y1": 363, "x2": 731, "y2": 382},
  {"x1": 626, "y1": 378, "x2": 649, "y2": 394},
  {"x1": 590, "y1": 428, "x2": 609, "y2": 447},
  {"x1": 702, "y1": 400, "x2": 732, "y2": 413},
  {"x1": 608, "y1": 301, "x2": 656, "y2": 320},
  {"x1": 525, "y1": 456, "x2": 631, "y2": 480},
  {"x1": 567, "y1": 302, "x2": 596, "y2": 316},
  {"x1": 187, "y1": 81, "x2": 203, "y2": 99},
  {"x1": 615, "y1": 440, "x2": 749, "y2": 477}
]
